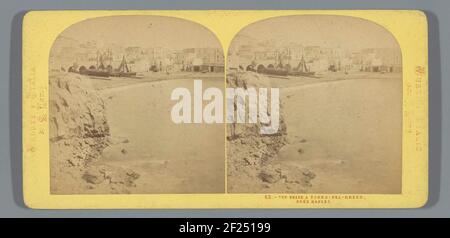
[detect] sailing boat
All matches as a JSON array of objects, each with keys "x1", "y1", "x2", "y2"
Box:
[
  {"x1": 289, "y1": 55, "x2": 315, "y2": 77},
  {"x1": 79, "y1": 51, "x2": 110, "y2": 77},
  {"x1": 257, "y1": 51, "x2": 289, "y2": 76},
  {"x1": 111, "y1": 55, "x2": 137, "y2": 77}
]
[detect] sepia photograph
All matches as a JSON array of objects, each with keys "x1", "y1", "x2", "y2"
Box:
[
  {"x1": 226, "y1": 15, "x2": 403, "y2": 194},
  {"x1": 8, "y1": 0, "x2": 436, "y2": 218},
  {"x1": 48, "y1": 14, "x2": 403, "y2": 195},
  {"x1": 49, "y1": 16, "x2": 225, "y2": 194}
]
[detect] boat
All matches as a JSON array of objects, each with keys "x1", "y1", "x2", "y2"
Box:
[
  {"x1": 73, "y1": 51, "x2": 137, "y2": 78},
  {"x1": 78, "y1": 50, "x2": 112, "y2": 77},
  {"x1": 79, "y1": 67, "x2": 110, "y2": 77},
  {"x1": 257, "y1": 65, "x2": 289, "y2": 76},
  {"x1": 251, "y1": 51, "x2": 315, "y2": 78},
  {"x1": 288, "y1": 55, "x2": 316, "y2": 77},
  {"x1": 110, "y1": 56, "x2": 137, "y2": 77}
]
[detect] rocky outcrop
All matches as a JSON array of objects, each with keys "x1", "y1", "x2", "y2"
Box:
[
  {"x1": 49, "y1": 73, "x2": 139, "y2": 194},
  {"x1": 226, "y1": 72, "x2": 315, "y2": 193},
  {"x1": 49, "y1": 73, "x2": 110, "y2": 166}
]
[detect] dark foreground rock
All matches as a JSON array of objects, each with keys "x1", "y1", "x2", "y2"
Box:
[
  {"x1": 49, "y1": 72, "x2": 139, "y2": 194},
  {"x1": 226, "y1": 72, "x2": 315, "y2": 193}
]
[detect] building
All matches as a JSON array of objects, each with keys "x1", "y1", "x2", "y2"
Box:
[
  {"x1": 183, "y1": 47, "x2": 224, "y2": 72},
  {"x1": 361, "y1": 48, "x2": 402, "y2": 72}
]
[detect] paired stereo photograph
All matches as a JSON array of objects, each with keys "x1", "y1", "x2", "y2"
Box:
[{"x1": 22, "y1": 10, "x2": 428, "y2": 208}]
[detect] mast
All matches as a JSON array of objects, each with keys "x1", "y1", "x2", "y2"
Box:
[
  {"x1": 109, "y1": 49, "x2": 113, "y2": 65},
  {"x1": 96, "y1": 50, "x2": 99, "y2": 69},
  {"x1": 119, "y1": 55, "x2": 130, "y2": 73}
]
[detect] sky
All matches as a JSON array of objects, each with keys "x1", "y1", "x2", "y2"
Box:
[
  {"x1": 58, "y1": 15, "x2": 221, "y2": 49},
  {"x1": 231, "y1": 15, "x2": 401, "y2": 51},
  {"x1": 57, "y1": 15, "x2": 400, "y2": 53}
]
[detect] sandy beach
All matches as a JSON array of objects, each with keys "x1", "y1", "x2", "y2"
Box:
[
  {"x1": 97, "y1": 74, "x2": 225, "y2": 193},
  {"x1": 50, "y1": 70, "x2": 401, "y2": 194},
  {"x1": 226, "y1": 71, "x2": 402, "y2": 194},
  {"x1": 50, "y1": 72, "x2": 225, "y2": 194},
  {"x1": 278, "y1": 73, "x2": 402, "y2": 193}
]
